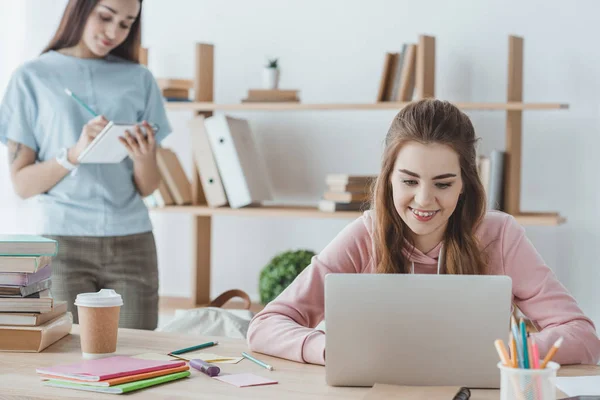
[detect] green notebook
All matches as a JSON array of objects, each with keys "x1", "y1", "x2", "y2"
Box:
[
  {"x1": 42, "y1": 370, "x2": 190, "y2": 394},
  {"x1": 0, "y1": 235, "x2": 58, "y2": 256}
]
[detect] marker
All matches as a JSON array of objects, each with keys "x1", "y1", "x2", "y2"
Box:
[
  {"x1": 190, "y1": 359, "x2": 220, "y2": 377},
  {"x1": 540, "y1": 337, "x2": 563, "y2": 369},
  {"x1": 242, "y1": 351, "x2": 274, "y2": 371},
  {"x1": 170, "y1": 341, "x2": 219, "y2": 355}
]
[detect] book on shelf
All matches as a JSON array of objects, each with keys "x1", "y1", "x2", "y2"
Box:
[
  {"x1": 203, "y1": 115, "x2": 273, "y2": 209},
  {"x1": 0, "y1": 301, "x2": 67, "y2": 327},
  {"x1": 477, "y1": 150, "x2": 505, "y2": 211},
  {"x1": 161, "y1": 88, "x2": 189, "y2": 101},
  {"x1": 319, "y1": 174, "x2": 375, "y2": 213},
  {"x1": 242, "y1": 89, "x2": 300, "y2": 103},
  {"x1": 325, "y1": 174, "x2": 377, "y2": 187},
  {"x1": 156, "y1": 78, "x2": 193, "y2": 91},
  {"x1": 0, "y1": 235, "x2": 57, "y2": 257},
  {"x1": 0, "y1": 312, "x2": 72, "y2": 352},
  {"x1": 156, "y1": 148, "x2": 192, "y2": 205},
  {"x1": 188, "y1": 115, "x2": 228, "y2": 208},
  {"x1": 323, "y1": 191, "x2": 370, "y2": 204},
  {"x1": 318, "y1": 200, "x2": 366, "y2": 213},
  {"x1": 376, "y1": 52, "x2": 398, "y2": 102},
  {"x1": 377, "y1": 43, "x2": 417, "y2": 102},
  {"x1": 0, "y1": 263, "x2": 51, "y2": 286},
  {"x1": 0, "y1": 255, "x2": 51, "y2": 273}
]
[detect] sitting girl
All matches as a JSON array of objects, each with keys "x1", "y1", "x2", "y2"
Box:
[{"x1": 247, "y1": 99, "x2": 600, "y2": 366}]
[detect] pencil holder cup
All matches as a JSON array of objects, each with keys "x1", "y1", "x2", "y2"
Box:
[{"x1": 497, "y1": 361, "x2": 560, "y2": 400}]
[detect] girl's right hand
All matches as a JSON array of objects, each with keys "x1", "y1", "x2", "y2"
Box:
[{"x1": 68, "y1": 115, "x2": 109, "y2": 164}]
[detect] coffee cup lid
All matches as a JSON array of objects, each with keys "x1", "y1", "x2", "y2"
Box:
[{"x1": 74, "y1": 289, "x2": 123, "y2": 308}]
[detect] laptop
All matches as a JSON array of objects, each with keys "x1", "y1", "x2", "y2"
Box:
[{"x1": 324, "y1": 274, "x2": 512, "y2": 388}]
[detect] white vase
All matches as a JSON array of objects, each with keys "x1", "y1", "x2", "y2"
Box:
[{"x1": 262, "y1": 68, "x2": 280, "y2": 89}]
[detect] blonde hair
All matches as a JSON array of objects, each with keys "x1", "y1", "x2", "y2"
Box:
[{"x1": 372, "y1": 99, "x2": 487, "y2": 275}]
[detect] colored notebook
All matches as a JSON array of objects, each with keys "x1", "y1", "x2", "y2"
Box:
[
  {"x1": 40, "y1": 365, "x2": 189, "y2": 386},
  {"x1": 36, "y1": 356, "x2": 186, "y2": 381},
  {"x1": 42, "y1": 370, "x2": 190, "y2": 394},
  {"x1": 0, "y1": 235, "x2": 58, "y2": 256}
]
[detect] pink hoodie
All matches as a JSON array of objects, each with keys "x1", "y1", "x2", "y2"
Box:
[{"x1": 247, "y1": 210, "x2": 600, "y2": 366}]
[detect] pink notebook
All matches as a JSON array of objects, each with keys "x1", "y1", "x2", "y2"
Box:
[{"x1": 35, "y1": 356, "x2": 185, "y2": 381}]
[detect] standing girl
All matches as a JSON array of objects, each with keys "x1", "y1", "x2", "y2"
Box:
[{"x1": 0, "y1": 0, "x2": 171, "y2": 330}]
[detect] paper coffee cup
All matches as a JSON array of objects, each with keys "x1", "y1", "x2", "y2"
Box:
[{"x1": 75, "y1": 289, "x2": 123, "y2": 360}]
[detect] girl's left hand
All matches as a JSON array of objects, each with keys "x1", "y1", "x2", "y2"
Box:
[{"x1": 119, "y1": 121, "x2": 156, "y2": 163}]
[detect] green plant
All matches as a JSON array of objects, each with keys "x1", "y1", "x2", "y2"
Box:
[
  {"x1": 259, "y1": 249, "x2": 315, "y2": 304},
  {"x1": 265, "y1": 58, "x2": 279, "y2": 69}
]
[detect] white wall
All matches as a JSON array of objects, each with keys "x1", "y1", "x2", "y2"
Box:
[{"x1": 1, "y1": 1, "x2": 599, "y2": 327}]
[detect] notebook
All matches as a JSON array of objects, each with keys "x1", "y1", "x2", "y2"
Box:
[
  {"x1": 42, "y1": 370, "x2": 190, "y2": 394},
  {"x1": 77, "y1": 122, "x2": 158, "y2": 164},
  {"x1": 0, "y1": 235, "x2": 57, "y2": 256},
  {"x1": 36, "y1": 356, "x2": 185, "y2": 381},
  {"x1": 0, "y1": 312, "x2": 71, "y2": 352},
  {"x1": 40, "y1": 364, "x2": 189, "y2": 386},
  {"x1": 0, "y1": 255, "x2": 51, "y2": 273},
  {"x1": 0, "y1": 301, "x2": 67, "y2": 326}
]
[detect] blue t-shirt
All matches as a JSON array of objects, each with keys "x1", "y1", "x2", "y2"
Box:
[{"x1": 0, "y1": 50, "x2": 172, "y2": 236}]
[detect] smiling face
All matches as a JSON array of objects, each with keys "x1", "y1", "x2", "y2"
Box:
[
  {"x1": 391, "y1": 141, "x2": 463, "y2": 253},
  {"x1": 80, "y1": 0, "x2": 140, "y2": 58}
]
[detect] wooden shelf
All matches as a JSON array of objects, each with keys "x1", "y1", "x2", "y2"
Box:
[
  {"x1": 150, "y1": 205, "x2": 566, "y2": 226},
  {"x1": 165, "y1": 101, "x2": 569, "y2": 112}
]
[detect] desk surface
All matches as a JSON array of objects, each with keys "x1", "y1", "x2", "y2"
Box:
[{"x1": 0, "y1": 326, "x2": 597, "y2": 399}]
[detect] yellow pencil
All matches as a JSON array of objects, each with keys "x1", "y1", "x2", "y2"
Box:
[
  {"x1": 494, "y1": 339, "x2": 511, "y2": 366},
  {"x1": 540, "y1": 337, "x2": 563, "y2": 369},
  {"x1": 509, "y1": 333, "x2": 518, "y2": 368}
]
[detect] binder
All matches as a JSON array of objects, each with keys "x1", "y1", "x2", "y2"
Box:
[
  {"x1": 188, "y1": 115, "x2": 228, "y2": 208},
  {"x1": 204, "y1": 115, "x2": 273, "y2": 208}
]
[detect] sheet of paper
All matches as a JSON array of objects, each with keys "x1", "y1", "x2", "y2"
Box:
[
  {"x1": 214, "y1": 373, "x2": 278, "y2": 388},
  {"x1": 363, "y1": 384, "x2": 463, "y2": 400},
  {"x1": 556, "y1": 376, "x2": 600, "y2": 396},
  {"x1": 172, "y1": 351, "x2": 243, "y2": 364},
  {"x1": 132, "y1": 353, "x2": 180, "y2": 361}
]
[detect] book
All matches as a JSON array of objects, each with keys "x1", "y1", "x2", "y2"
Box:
[
  {"x1": 243, "y1": 89, "x2": 299, "y2": 102},
  {"x1": 325, "y1": 174, "x2": 377, "y2": 186},
  {"x1": 42, "y1": 370, "x2": 190, "y2": 394},
  {"x1": 0, "y1": 255, "x2": 51, "y2": 273},
  {"x1": 487, "y1": 150, "x2": 505, "y2": 211},
  {"x1": 156, "y1": 148, "x2": 192, "y2": 205},
  {"x1": 188, "y1": 115, "x2": 228, "y2": 207},
  {"x1": 0, "y1": 312, "x2": 72, "y2": 352},
  {"x1": 156, "y1": 78, "x2": 193, "y2": 90},
  {"x1": 0, "y1": 235, "x2": 57, "y2": 257},
  {"x1": 318, "y1": 200, "x2": 365, "y2": 212},
  {"x1": 161, "y1": 88, "x2": 189, "y2": 99},
  {"x1": 376, "y1": 52, "x2": 398, "y2": 102},
  {"x1": 323, "y1": 191, "x2": 370, "y2": 204},
  {"x1": 204, "y1": 115, "x2": 273, "y2": 208},
  {"x1": 0, "y1": 263, "x2": 51, "y2": 286},
  {"x1": 40, "y1": 364, "x2": 189, "y2": 386},
  {"x1": 0, "y1": 278, "x2": 51, "y2": 298},
  {"x1": 0, "y1": 289, "x2": 53, "y2": 313},
  {"x1": 0, "y1": 301, "x2": 67, "y2": 326},
  {"x1": 327, "y1": 182, "x2": 373, "y2": 193},
  {"x1": 389, "y1": 44, "x2": 407, "y2": 102},
  {"x1": 398, "y1": 44, "x2": 417, "y2": 101},
  {"x1": 36, "y1": 355, "x2": 186, "y2": 381}
]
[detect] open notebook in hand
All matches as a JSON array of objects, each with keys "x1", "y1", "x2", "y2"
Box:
[{"x1": 77, "y1": 122, "x2": 159, "y2": 164}]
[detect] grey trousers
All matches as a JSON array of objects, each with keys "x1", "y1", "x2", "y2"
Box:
[{"x1": 45, "y1": 232, "x2": 159, "y2": 330}]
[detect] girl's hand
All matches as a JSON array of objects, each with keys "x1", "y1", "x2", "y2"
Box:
[
  {"x1": 69, "y1": 115, "x2": 109, "y2": 164},
  {"x1": 119, "y1": 121, "x2": 156, "y2": 163}
]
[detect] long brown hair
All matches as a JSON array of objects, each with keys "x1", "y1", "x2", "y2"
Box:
[
  {"x1": 372, "y1": 99, "x2": 488, "y2": 275},
  {"x1": 41, "y1": 0, "x2": 143, "y2": 63}
]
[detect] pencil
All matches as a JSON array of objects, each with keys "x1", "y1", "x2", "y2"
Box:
[
  {"x1": 509, "y1": 333, "x2": 518, "y2": 368},
  {"x1": 494, "y1": 339, "x2": 511, "y2": 366},
  {"x1": 526, "y1": 333, "x2": 534, "y2": 369},
  {"x1": 170, "y1": 341, "x2": 219, "y2": 355},
  {"x1": 242, "y1": 351, "x2": 274, "y2": 371},
  {"x1": 511, "y1": 316, "x2": 524, "y2": 368},
  {"x1": 531, "y1": 336, "x2": 540, "y2": 369},
  {"x1": 64, "y1": 88, "x2": 98, "y2": 117},
  {"x1": 540, "y1": 337, "x2": 563, "y2": 369}
]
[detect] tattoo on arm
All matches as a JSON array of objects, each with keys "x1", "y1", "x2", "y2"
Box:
[{"x1": 8, "y1": 141, "x2": 22, "y2": 164}]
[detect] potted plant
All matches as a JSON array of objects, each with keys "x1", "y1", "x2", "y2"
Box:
[
  {"x1": 259, "y1": 249, "x2": 315, "y2": 304},
  {"x1": 262, "y1": 57, "x2": 280, "y2": 89}
]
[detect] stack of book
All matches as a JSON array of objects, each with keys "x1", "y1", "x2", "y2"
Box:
[
  {"x1": 0, "y1": 235, "x2": 72, "y2": 352},
  {"x1": 157, "y1": 78, "x2": 193, "y2": 102},
  {"x1": 144, "y1": 147, "x2": 192, "y2": 208},
  {"x1": 318, "y1": 174, "x2": 377, "y2": 212},
  {"x1": 37, "y1": 355, "x2": 190, "y2": 394},
  {"x1": 242, "y1": 89, "x2": 300, "y2": 103}
]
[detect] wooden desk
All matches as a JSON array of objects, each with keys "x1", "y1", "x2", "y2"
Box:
[{"x1": 0, "y1": 326, "x2": 597, "y2": 399}]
